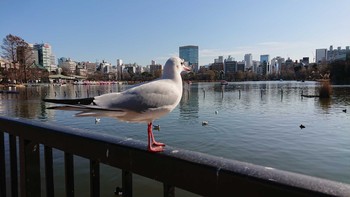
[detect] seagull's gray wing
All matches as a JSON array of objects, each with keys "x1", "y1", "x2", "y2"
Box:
[{"x1": 94, "y1": 79, "x2": 181, "y2": 112}]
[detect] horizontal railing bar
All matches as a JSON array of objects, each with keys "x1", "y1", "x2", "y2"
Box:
[{"x1": 1, "y1": 116, "x2": 350, "y2": 196}]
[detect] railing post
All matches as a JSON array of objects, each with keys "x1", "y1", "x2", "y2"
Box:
[
  {"x1": 163, "y1": 184, "x2": 175, "y2": 197},
  {"x1": 19, "y1": 138, "x2": 41, "y2": 197},
  {"x1": 0, "y1": 132, "x2": 6, "y2": 197},
  {"x1": 44, "y1": 146, "x2": 54, "y2": 197},
  {"x1": 122, "y1": 170, "x2": 132, "y2": 197},
  {"x1": 10, "y1": 134, "x2": 19, "y2": 197},
  {"x1": 90, "y1": 160, "x2": 100, "y2": 197},
  {"x1": 64, "y1": 152, "x2": 74, "y2": 197}
]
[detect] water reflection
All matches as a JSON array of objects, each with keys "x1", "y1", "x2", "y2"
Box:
[
  {"x1": 1, "y1": 81, "x2": 349, "y2": 120},
  {"x1": 0, "y1": 84, "x2": 126, "y2": 120},
  {"x1": 179, "y1": 83, "x2": 199, "y2": 120},
  {"x1": 1, "y1": 81, "x2": 350, "y2": 187},
  {"x1": 319, "y1": 98, "x2": 332, "y2": 112}
]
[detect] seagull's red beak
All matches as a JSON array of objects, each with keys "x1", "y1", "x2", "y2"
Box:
[{"x1": 183, "y1": 66, "x2": 191, "y2": 72}]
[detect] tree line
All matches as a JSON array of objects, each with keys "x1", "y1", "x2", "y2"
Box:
[
  {"x1": 182, "y1": 59, "x2": 349, "y2": 85},
  {"x1": 1, "y1": 34, "x2": 349, "y2": 84},
  {"x1": 1, "y1": 34, "x2": 50, "y2": 84}
]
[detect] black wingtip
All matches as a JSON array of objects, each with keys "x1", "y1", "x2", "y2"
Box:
[{"x1": 43, "y1": 98, "x2": 94, "y2": 105}]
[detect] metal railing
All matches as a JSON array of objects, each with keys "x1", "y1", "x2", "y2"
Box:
[{"x1": 1, "y1": 116, "x2": 350, "y2": 197}]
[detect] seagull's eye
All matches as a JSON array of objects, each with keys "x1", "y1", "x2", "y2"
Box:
[{"x1": 181, "y1": 62, "x2": 184, "y2": 65}]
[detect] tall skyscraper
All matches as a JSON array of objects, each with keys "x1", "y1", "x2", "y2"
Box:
[
  {"x1": 116, "y1": 59, "x2": 123, "y2": 80},
  {"x1": 117, "y1": 59, "x2": 123, "y2": 67},
  {"x1": 260, "y1": 54, "x2": 270, "y2": 75},
  {"x1": 244, "y1": 54, "x2": 253, "y2": 70},
  {"x1": 33, "y1": 43, "x2": 55, "y2": 71},
  {"x1": 315, "y1": 49, "x2": 327, "y2": 64},
  {"x1": 179, "y1": 45, "x2": 199, "y2": 72},
  {"x1": 271, "y1": 56, "x2": 284, "y2": 74}
]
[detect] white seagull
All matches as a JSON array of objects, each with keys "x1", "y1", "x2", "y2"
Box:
[{"x1": 43, "y1": 57, "x2": 190, "y2": 152}]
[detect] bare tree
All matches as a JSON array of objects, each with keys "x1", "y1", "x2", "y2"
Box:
[
  {"x1": 17, "y1": 43, "x2": 35, "y2": 83},
  {"x1": 1, "y1": 34, "x2": 33, "y2": 83},
  {"x1": 1, "y1": 34, "x2": 19, "y2": 64}
]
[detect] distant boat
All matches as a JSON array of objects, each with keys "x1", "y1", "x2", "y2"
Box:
[{"x1": 220, "y1": 80, "x2": 228, "y2": 85}]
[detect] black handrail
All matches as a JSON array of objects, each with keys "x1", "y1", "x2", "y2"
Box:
[{"x1": 1, "y1": 116, "x2": 350, "y2": 197}]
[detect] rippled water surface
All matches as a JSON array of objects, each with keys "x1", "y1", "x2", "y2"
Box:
[{"x1": 1, "y1": 81, "x2": 350, "y2": 196}]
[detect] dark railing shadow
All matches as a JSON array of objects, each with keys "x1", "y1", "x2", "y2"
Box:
[{"x1": 1, "y1": 116, "x2": 350, "y2": 197}]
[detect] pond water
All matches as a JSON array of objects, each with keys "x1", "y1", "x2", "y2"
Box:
[{"x1": 1, "y1": 81, "x2": 349, "y2": 196}]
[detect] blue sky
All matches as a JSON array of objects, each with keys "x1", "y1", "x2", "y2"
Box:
[{"x1": 1, "y1": 0, "x2": 350, "y2": 66}]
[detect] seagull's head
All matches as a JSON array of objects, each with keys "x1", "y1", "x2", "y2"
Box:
[{"x1": 162, "y1": 57, "x2": 191, "y2": 79}]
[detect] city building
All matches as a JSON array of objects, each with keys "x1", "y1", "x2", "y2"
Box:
[
  {"x1": 150, "y1": 64, "x2": 162, "y2": 75},
  {"x1": 285, "y1": 58, "x2": 294, "y2": 67},
  {"x1": 117, "y1": 59, "x2": 123, "y2": 67},
  {"x1": 61, "y1": 59, "x2": 76, "y2": 75},
  {"x1": 244, "y1": 54, "x2": 253, "y2": 70},
  {"x1": 260, "y1": 55, "x2": 270, "y2": 75},
  {"x1": 214, "y1": 56, "x2": 224, "y2": 63},
  {"x1": 124, "y1": 66, "x2": 135, "y2": 75},
  {"x1": 99, "y1": 60, "x2": 112, "y2": 73},
  {"x1": 58, "y1": 57, "x2": 68, "y2": 66},
  {"x1": 252, "y1": 61, "x2": 260, "y2": 73},
  {"x1": 85, "y1": 62, "x2": 97, "y2": 75},
  {"x1": 76, "y1": 62, "x2": 87, "y2": 77},
  {"x1": 226, "y1": 55, "x2": 234, "y2": 62},
  {"x1": 210, "y1": 56, "x2": 224, "y2": 72},
  {"x1": 301, "y1": 57, "x2": 309, "y2": 65},
  {"x1": 326, "y1": 45, "x2": 350, "y2": 62},
  {"x1": 143, "y1": 65, "x2": 150, "y2": 73},
  {"x1": 33, "y1": 43, "x2": 56, "y2": 72},
  {"x1": 224, "y1": 56, "x2": 236, "y2": 74},
  {"x1": 315, "y1": 48, "x2": 327, "y2": 64},
  {"x1": 271, "y1": 56, "x2": 285, "y2": 75},
  {"x1": 135, "y1": 65, "x2": 144, "y2": 74},
  {"x1": 179, "y1": 45, "x2": 199, "y2": 72},
  {"x1": 237, "y1": 61, "x2": 245, "y2": 72},
  {"x1": 0, "y1": 57, "x2": 11, "y2": 69},
  {"x1": 116, "y1": 59, "x2": 124, "y2": 80}
]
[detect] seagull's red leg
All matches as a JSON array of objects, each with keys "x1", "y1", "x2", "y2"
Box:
[
  {"x1": 147, "y1": 122, "x2": 164, "y2": 152},
  {"x1": 149, "y1": 122, "x2": 165, "y2": 146}
]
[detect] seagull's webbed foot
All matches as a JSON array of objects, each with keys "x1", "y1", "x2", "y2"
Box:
[
  {"x1": 152, "y1": 137, "x2": 165, "y2": 146},
  {"x1": 152, "y1": 141, "x2": 165, "y2": 146},
  {"x1": 148, "y1": 145, "x2": 164, "y2": 152},
  {"x1": 147, "y1": 122, "x2": 165, "y2": 152}
]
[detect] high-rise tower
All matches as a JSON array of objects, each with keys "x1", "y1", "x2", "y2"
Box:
[
  {"x1": 33, "y1": 43, "x2": 55, "y2": 71},
  {"x1": 179, "y1": 45, "x2": 199, "y2": 72}
]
